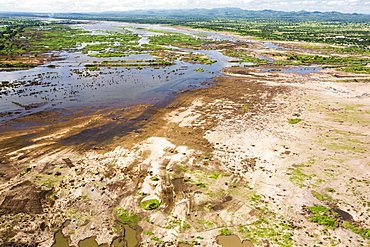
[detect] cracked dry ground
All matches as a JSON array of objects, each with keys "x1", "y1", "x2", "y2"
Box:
[{"x1": 0, "y1": 67, "x2": 369, "y2": 247}]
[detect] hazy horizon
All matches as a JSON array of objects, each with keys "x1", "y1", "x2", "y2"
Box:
[{"x1": 0, "y1": 0, "x2": 369, "y2": 15}]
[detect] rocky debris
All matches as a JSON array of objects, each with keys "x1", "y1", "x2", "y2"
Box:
[{"x1": 0, "y1": 181, "x2": 46, "y2": 215}]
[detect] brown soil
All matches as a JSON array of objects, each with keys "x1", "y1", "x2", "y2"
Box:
[{"x1": 0, "y1": 53, "x2": 62, "y2": 68}]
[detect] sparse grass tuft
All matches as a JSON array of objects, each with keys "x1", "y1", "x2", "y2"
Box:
[{"x1": 288, "y1": 118, "x2": 301, "y2": 124}]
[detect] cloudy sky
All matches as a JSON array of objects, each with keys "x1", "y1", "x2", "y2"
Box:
[{"x1": 1, "y1": 0, "x2": 369, "y2": 14}]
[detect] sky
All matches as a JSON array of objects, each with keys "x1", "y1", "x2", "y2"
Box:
[{"x1": 0, "y1": 0, "x2": 369, "y2": 14}]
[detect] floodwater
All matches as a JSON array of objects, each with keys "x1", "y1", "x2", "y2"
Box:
[
  {"x1": 0, "y1": 20, "x2": 299, "y2": 124},
  {"x1": 0, "y1": 21, "x2": 237, "y2": 123}
]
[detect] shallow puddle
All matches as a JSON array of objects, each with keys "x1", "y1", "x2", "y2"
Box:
[
  {"x1": 123, "y1": 224, "x2": 139, "y2": 247},
  {"x1": 216, "y1": 235, "x2": 255, "y2": 247},
  {"x1": 51, "y1": 230, "x2": 70, "y2": 247},
  {"x1": 51, "y1": 224, "x2": 137, "y2": 247},
  {"x1": 78, "y1": 237, "x2": 109, "y2": 247}
]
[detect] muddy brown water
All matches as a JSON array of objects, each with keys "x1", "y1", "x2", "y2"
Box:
[
  {"x1": 78, "y1": 237, "x2": 109, "y2": 247},
  {"x1": 216, "y1": 235, "x2": 255, "y2": 247},
  {"x1": 51, "y1": 230, "x2": 70, "y2": 247},
  {"x1": 52, "y1": 224, "x2": 136, "y2": 247}
]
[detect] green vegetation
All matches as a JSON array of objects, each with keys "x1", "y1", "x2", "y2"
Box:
[
  {"x1": 149, "y1": 34, "x2": 207, "y2": 48},
  {"x1": 115, "y1": 209, "x2": 141, "y2": 227},
  {"x1": 251, "y1": 194, "x2": 261, "y2": 202},
  {"x1": 288, "y1": 118, "x2": 301, "y2": 124},
  {"x1": 311, "y1": 190, "x2": 332, "y2": 201},
  {"x1": 35, "y1": 174, "x2": 65, "y2": 188},
  {"x1": 28, "y1": 26, "x2": 139, "y2": 52},
  {"x1": 207, "y1": 171, "x2": 229, "y2": 179},
  {"x1": 289, "y1": 167, "x2": 315, "y2": 187},
  {"x1": 219, "y1": 228, "x2": 232, "y2": 235},
  {"x1": 274, "y1": 53, "x2": 369, "y2": 66},
  {"x1": 343, "y1": 221, "x2": 370, "y2": 238},
  {"x1": 43, "y1": 8, "x2": 370, "y2": 52},
  {"x1": 306, "y1": 206, "x2": 338, "y2": 229},
  {"x1": 221, "y1": 49, "x2": 268, "y2": 65},
  {"x1": 150, "y1": 237, "x2": 163, "y2": 243},
  {"x1": 193, "y1": 68, "x2": 204, "y2": 72},
  {"x1": 339, "y1": 66, "x2": 370, "y2": 74},
  {"x1": 238, "y1": 207, "x2": 296, "y2": 246},
  {"x1": 141, "y1": 199, "x2": 161, "y2": 210},
  {"x1": 0, "y1": 61, "x2": 35, "y2": 68},
  {"x1": 196, "y1": 183, "x2": 207, "y2": 188},
  {"x1": 0, "y1": 18, "x2": 44, "y2": 56},
  {"x1": 19, "y1": 167, "x2": 32, "y2": 177},
  {"x1": 137, "y1": 28, "x2": 179, "y2": 34}
]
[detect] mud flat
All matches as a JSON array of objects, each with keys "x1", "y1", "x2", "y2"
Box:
[{"x1": 0, "y1": 25, "x2": 370, "y2": 246}]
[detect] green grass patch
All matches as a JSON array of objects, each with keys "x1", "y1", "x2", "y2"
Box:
[
  {"x1": 306, "y1": 206, "x2": 338, "y2": 229},
  {"x1": 219, "y1": 228, "x2": 232, "y2": 235},
  {"x1": 343, "y1": 221, "x2": 370, "y2": 238},
  {"x1": 141, "y1": 199, "x2": 161, "y2": 210},
  {"x1": 137, "y1": 28, "x2": 179, "y2": 34},
  {"x1": 115, "y1": 209, "x2": 141, "y2": 227},
  {"x1": 289, "y1": 168, "x2": 314, "y2": 187},
  {"x1": 196, "y1": 183, "x2": 207, "y2": 188},
  {"x1": 339, "y1": 66, "x2": 370, "y2": 74},
  {"x1": 311, "y1": 190, "x2": 332, "y2": 201},
  {"x1": 193, "y1": 68, "x2": 205, "y2": 72},
  {"x1": 288, "y1": 118, "x2": 301, "y2": 124}
]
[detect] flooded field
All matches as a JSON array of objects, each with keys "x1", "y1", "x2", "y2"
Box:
[
  {"x1": 0, "y1": 21, "x2": 240, "y2": 123},
  {"x1": 0, "y1": 20, "x2": 304, "y2": 125}
]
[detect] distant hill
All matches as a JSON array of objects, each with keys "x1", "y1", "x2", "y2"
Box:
[{"x1": 1, "y1": 8, "x2": 370, "y2": 22}]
